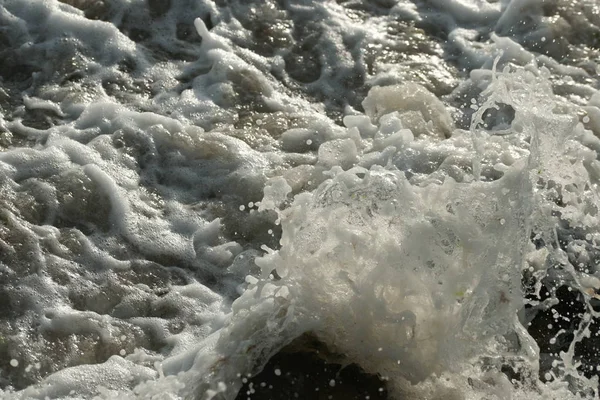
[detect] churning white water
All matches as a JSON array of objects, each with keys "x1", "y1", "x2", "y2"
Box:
[{"x1": 1, "y1": 0, "x2": 600, "y2": 399}]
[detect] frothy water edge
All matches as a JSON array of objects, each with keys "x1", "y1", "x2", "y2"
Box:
[{"x1": 1, "y1": 0, "x2": 600, "y2": 399}]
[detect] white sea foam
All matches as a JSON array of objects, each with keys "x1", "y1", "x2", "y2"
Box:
[{"x1": 1, "y1": 0, "x2": 600, "y2": 399}]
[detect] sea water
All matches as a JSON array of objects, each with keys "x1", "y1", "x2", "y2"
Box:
[{"x1": 1, "y1": 0, "x2": 600, "y2": 399}]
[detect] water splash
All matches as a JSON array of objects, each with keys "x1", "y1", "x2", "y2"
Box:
[{"x1": 133, "y1": 62, "x2": 599, "y2": 400}]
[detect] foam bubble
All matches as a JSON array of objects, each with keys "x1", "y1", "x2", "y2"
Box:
[{"x1": 2, "y1": 0, "x2": 600, "y2": 398}]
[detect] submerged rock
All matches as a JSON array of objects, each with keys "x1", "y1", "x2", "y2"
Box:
[
  {"x1": 235, "y1": 334, "x2": 389, "y2": 400},
  {"x1": 362, "y1": 83, "x2": 454, "y2": 138}
]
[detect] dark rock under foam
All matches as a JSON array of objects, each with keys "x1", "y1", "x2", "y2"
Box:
[{"x1": 235, "y1": 334, "x2": 389, "y2": 400}]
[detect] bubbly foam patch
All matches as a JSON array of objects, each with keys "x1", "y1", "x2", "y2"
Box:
[
  {"x1": 1, "y1": 0, "x2": 600, "y2": 398},
  {"x1": 61, "y1": 63, "x2": 594, "y2": 400}
]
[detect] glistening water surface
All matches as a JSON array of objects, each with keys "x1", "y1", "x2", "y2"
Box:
[{"x1": 1, "y1": 0, "x2": 600, "y2": 399}]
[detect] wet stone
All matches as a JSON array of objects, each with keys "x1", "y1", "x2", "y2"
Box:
[{"x1": 235, "y1": 337, "x2": 389, "y2": 400}]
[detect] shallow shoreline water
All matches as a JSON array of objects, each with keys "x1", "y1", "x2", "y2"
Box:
[{"x1": 1, "y1": 0, "x2": 600, "y2": 399}]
